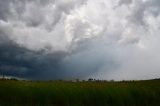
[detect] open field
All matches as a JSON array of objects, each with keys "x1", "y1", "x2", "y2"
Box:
[{"x1": 0, "y1": 79, "x2": 160, "y2": 106}]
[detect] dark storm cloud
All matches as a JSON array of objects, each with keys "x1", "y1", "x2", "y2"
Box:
[
  {"x1": 0, "y1": 36, "x2": 67, "y2": 80},
  {"x1": 0, "y1": 34, "x2": 113, "y2": 80},
  {"x1": 0, "y1": 21, "x2": 67, "y2": 80}
]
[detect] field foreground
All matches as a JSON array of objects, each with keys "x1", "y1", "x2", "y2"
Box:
[{"x1": 0, "y1": 79, "x2": 160, "y2": 106}]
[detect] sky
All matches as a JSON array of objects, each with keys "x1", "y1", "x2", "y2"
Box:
[{"x1": 0, "y1": 0, "x2": 160, "y2": 80}]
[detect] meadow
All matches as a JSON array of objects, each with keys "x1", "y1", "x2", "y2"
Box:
[{"x1": 0, "y1": 79, "x2": 160, "y2": 106}]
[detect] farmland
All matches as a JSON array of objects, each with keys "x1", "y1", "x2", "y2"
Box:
[{"x1": 0, "y1": 79, "x2": 160, "y2": 106}]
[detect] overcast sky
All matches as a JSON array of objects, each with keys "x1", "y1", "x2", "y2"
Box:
[{"x1": 0, "y1": 0, "x2": 160, "y2": 80}]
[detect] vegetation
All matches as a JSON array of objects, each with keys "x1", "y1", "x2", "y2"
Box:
[{"x1": 0, "y1": 79, "x2": 160, "y2": 106}]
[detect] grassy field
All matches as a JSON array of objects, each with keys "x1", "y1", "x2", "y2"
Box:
[{"x1": 0, "y1": 79, "x2": 160, "y2": 106}]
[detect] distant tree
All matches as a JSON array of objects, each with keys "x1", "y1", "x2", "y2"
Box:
[
  {"x1": 58, "y1": 79, "x2": 63, "y2": 82},
  {"x1": 82, "y1": 80, "x2": 85, "y2": 82},
  {"x1": 10, "y1": 78, "x2": 18, "y2": 81},
  {"x1": 76, "y1": 78, "x2": 79, "y2": 82},
  {"x1": 2, "y1": 74, "x2": 5, "y2": 79},
  {"x1": 88, "y1": 78, "x2": 93, "y2": 82},
  {"x1": 110, "y1": 79, "x2": 114, "y2": 82},
  {"x1": 1, "y1": 71, "x2": 5, "y2": 79}
]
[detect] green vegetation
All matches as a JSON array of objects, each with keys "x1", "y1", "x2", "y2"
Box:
[{"x1": 0, "y1": 79, "x2": 160, "y2": 106}]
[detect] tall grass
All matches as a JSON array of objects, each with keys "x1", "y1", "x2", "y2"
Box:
[{"x1": 0, "y1": 79, "x2": 160, "y2": 106}]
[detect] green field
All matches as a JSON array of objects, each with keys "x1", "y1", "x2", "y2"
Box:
[{"x1": 0, "y1": 79, "x2": 160, "y2": 106}]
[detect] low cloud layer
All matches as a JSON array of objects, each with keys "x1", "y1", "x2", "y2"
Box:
[{"x1": 0, "y1": 0, "x2": 160, "y2": 80}]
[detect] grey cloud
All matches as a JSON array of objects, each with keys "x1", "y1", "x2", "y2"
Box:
[
  {"x1": 123, "y1": 0, "x2": 160, "y2": 26},
  {"x1": 55, "y1": 0, "x2": 86, "y2": 14},
  {"x1": 0, "y1": 0, "x2": 86, "y2": 28},
  {"x1": 118, "y1": 0, "x2": 133, "y2": 5}
]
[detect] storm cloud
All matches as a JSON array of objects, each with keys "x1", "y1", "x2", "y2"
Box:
[{"x1": 0, "y1": 0, "x2": 160, "y2": 80}]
